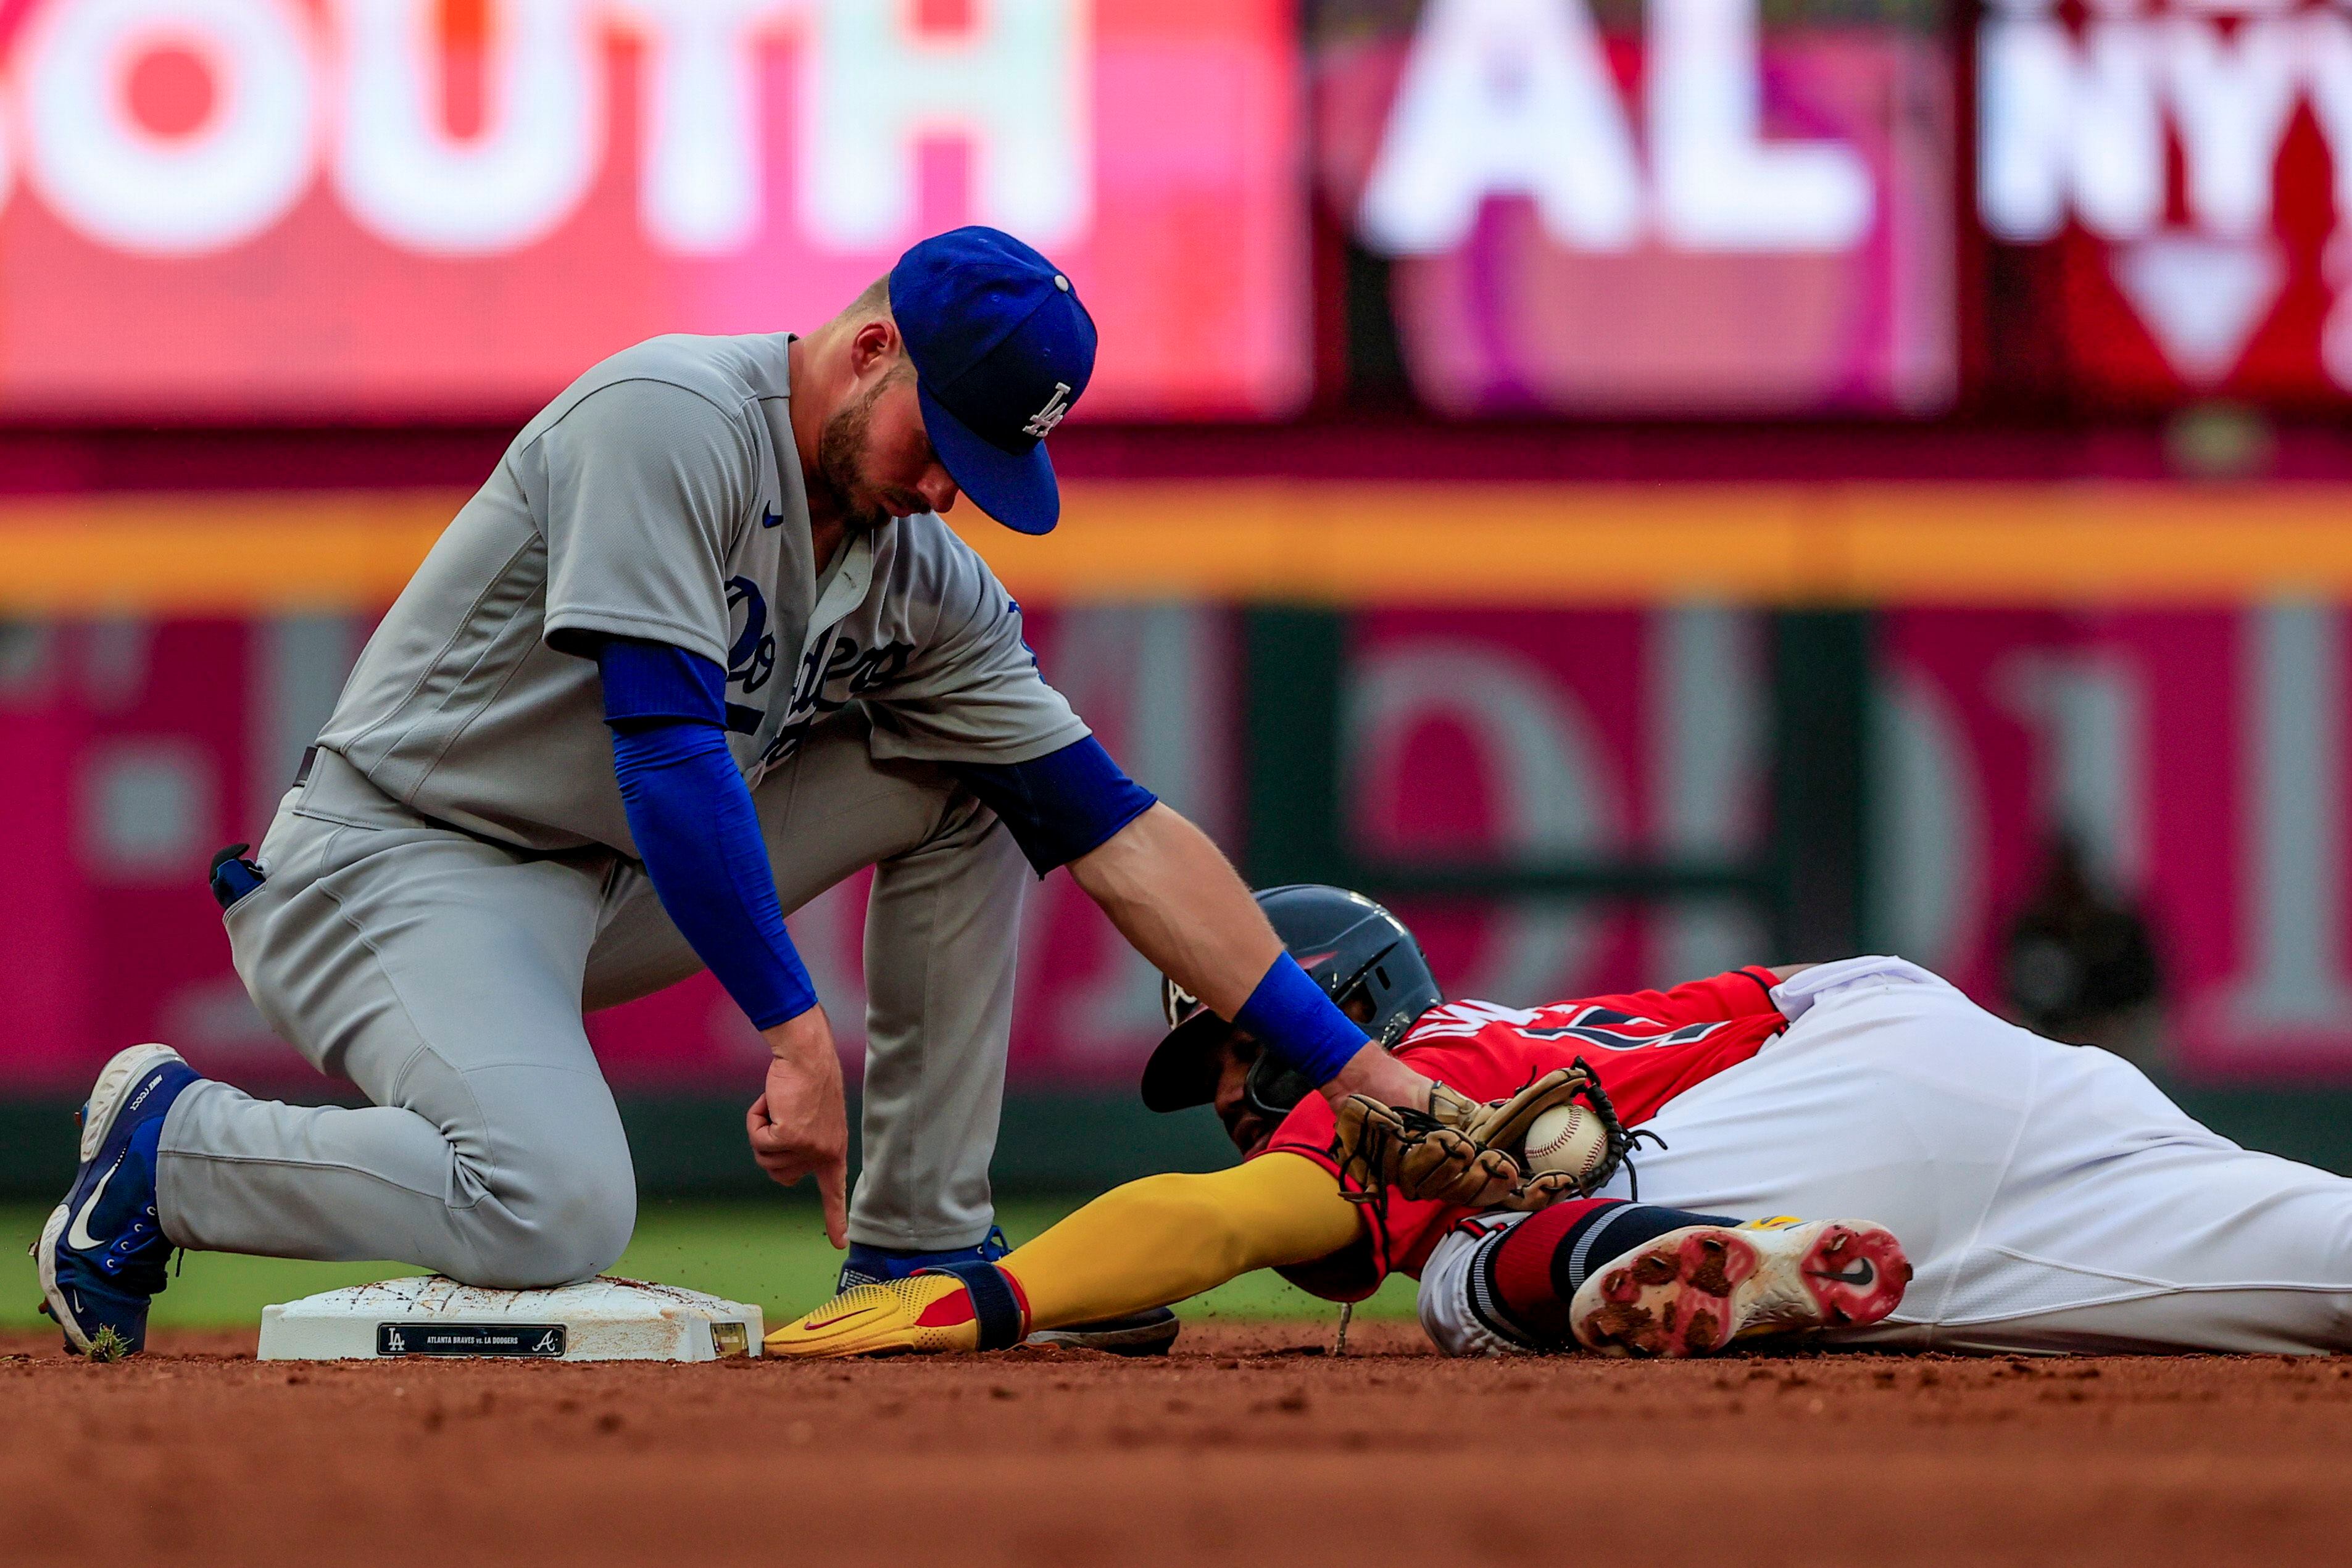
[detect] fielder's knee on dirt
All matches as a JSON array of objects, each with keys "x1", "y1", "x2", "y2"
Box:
[
  {"x1": 413, "y1": 1048, "x2": 639, "y2": 1288},
  {"x1": 444, "y1": 1147, "x2": 638, "y2": 1289},
  {"x1": 428, "y1": 1067, "x2": 638, "y2": 1290}
]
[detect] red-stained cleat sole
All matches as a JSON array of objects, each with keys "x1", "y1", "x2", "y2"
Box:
[
  {"x1": 1794, "y1": 1220, "x2": 1911, "y2": 1333},
  {"x1": 1569, "y1": 1219, "x2": 1912, "y2": 1359}
]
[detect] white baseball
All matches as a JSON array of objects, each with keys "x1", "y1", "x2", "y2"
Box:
[{"x1": 1521, "y1": 1104, "x2": 1608, "y2": 1185}]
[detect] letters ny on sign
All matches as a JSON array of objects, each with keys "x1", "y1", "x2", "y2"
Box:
[{"x1": 1979, "y1": 0, "x2": 2352, "y2": 402}]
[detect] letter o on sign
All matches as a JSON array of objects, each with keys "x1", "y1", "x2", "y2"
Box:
[{"x1": 18, "y1": 0, "x2": 315, "y2": 254}]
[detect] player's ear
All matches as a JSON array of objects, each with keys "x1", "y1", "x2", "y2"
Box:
[{"x1": 847, "y1": 317, "x2": 904, "y2": 381}]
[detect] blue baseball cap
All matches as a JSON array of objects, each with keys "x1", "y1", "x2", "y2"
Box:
[{"x1": 889, "y1": 226, "x2": 1096, "y2": 535}]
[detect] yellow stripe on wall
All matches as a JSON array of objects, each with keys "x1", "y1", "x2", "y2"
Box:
[
  {"x1": 0, "y1": 492, "x2": 457, "y2": 615},
  {"x1": 2, "y1": 483, "x2": 2350, "y2": 614}
]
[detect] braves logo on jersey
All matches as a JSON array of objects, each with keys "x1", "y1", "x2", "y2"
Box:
[
  {"x1": 1383, "y1": 974, "x2": 1787, "y2": 1149},
  {"x1": 1406, "y1": 1000, "x2": 1736, "y2": 1054},
  {"x1": 1523, "y1": 1006, "x2": 1740, "y2": 1052}
]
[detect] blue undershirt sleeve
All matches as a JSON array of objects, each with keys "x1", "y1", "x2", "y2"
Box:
[
  {"x1": 594, "y1": 637, "x2": 816, "y2": 1030},
  {"x1": 597, "y1": 635, "x2": 726, "y2": 724},
  {"x1": 950, "y1": 736, "x2": 1159, "y2": 876}
]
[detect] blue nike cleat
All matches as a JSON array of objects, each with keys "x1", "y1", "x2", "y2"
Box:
[
  {"x1": 839, "y1": 1224, "x2": 1180, "y2": 1357},
  {"x1": 34, "y1": 1043, "x2": 202, "y2": 1359},
  {"x1": 838, "y1": 1226, "x2": 1012, "y2": 1290}
]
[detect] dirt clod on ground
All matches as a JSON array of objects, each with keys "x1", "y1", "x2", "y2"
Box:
[{"x1": 6, "y1": 1324, "x2": 2351, "y2": 1566}]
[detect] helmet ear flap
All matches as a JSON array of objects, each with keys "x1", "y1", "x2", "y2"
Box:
[
  {"x1": 1242, "y1": 1052, "x2": 1316, "y2": 1119},
  {"x1": 1335, "y1": 939, "x2": 1442, "y2": 1050}
]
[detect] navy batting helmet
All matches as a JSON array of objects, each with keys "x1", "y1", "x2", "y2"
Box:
[{"x1": 1141, "y1": 884, "x2": 1442, "y2": 1116}]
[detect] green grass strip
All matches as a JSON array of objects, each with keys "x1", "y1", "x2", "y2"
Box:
[{"x1": 1, "y1": 1198, "x2": 1417, "y2": 1336}]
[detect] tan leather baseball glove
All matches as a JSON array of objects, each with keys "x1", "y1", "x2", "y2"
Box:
[{"x1": 1329, "y1": 1063, "x2": 1634, "y2": 1210}]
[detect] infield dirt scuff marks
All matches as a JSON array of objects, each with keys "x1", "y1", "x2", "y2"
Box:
[{"x1": 5, "y1": 1325, "x2": 2351, "y2": 1567}]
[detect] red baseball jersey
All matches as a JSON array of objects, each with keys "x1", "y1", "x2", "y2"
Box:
[{"x1": 1258, "y1": 966, "x2": 1789, "y2": 1301}]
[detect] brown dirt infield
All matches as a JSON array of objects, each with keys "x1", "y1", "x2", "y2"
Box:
[{"x1": 6, "y1": 1323, "x2": 2351, "y2": 1567}]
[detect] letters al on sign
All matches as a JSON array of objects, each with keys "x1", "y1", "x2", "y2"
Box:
[{"x1": 1316, "y1": 1, "x2": 1956, "y2": 416}]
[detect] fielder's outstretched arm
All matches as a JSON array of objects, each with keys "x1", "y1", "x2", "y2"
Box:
[
  {"x1": 765, "y1": 1153, "x2": 1362, "y2": 1357},
  {"x1": 1069, "y1": 805, "x2": 1436, "y2": 1112}
]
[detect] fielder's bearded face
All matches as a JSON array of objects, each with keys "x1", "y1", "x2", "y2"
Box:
[{"x1": 816, "y1": 356, "x2": 961, "y2": 535}]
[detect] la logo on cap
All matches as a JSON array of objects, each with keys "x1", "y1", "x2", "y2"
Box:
[
  {"x1": 890, "y1": 226, "x2": 1097, "y2": 535},
  {"x1": 1024, "y1": 383, "x2": 1074, "y2": 439}
]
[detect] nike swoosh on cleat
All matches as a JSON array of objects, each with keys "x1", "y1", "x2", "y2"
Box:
[
  {"x1": 64, "y1": 1153, "x2": 125, "y2": 1251},
  {"x1": 797, "y1": 1309, "x2": 871, "y2": 1333},
  {"x1": 1810, "y1": 1259, "x2": 1876, "y2": 1288}
]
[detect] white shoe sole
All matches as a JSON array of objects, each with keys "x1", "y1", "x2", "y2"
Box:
[
  {"x1": 35, "y1": 1042, "x2": 188, "y2": 1354},
  {"x1": 1569, "y1": 1219, "x2": 1911, "y2": 1358},
  {"x1": 35, "y1": 1203, "x2": 78, "y2": 1352}
]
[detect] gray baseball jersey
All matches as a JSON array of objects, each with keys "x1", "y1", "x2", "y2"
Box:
[{"x1": 315, "y1": 332, "x2": 1088, "y2": 853}]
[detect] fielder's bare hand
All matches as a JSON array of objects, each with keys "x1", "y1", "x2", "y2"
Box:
[
  {"x1": 749, "y1": 1004, "x2": 849, "y2": 1248},
  {"x1": 1324, "y1": 1042, "x2": 1436, "y2": 1115}
]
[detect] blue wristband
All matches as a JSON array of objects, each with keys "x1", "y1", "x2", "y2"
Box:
[{"x1": 1234, "y1": 953, "x2": 1368, "y2": 1087}]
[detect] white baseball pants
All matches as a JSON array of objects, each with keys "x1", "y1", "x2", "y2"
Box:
[{"x1": 1421, "y1": 956, "x2": 2352, "y2": 1356}]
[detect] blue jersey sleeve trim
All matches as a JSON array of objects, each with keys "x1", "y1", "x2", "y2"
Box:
[
  {"x1": 594, "y1": 636, "x2": 727, "y2": 728},
  {"x1": 609, "y1": 716, "x2": 816, "y2": 1030},
  {"x1": 950, "y1": 736, "x2": 1158, "y2": 876}
]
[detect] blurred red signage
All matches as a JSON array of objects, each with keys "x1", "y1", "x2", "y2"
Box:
[
  {"x1": 1979, "y1": 1, "x2": 2352, "y2": 405},
  {"x1": 1355, "y1": 602, "x2": 2352, "y2": 1082},
  {"x1": 0, "y1": 603, "x2": 1243, "y2": 1095},
  {"x1": 0, "y1": 0, "x2": 1306, "y2": 418},
  {"x1": 10, "y1": 597, "x2": 2352, "y2": 1091},
  {"x1": 1314, "y1": 0, "x2": 1956, "y2": 415}
]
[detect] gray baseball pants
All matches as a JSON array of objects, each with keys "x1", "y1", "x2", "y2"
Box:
[{"x1": 153, "y1": 708, "x2": 1029, "y2": 1287}]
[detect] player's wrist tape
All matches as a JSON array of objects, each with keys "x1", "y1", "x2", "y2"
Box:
[
  {"x1": 918, "y1": 1261, "x2": 1028, "y2": 1350},
  {"x1": 1235, "y1": 953, "x2": 1369, "y2": 1087}
]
